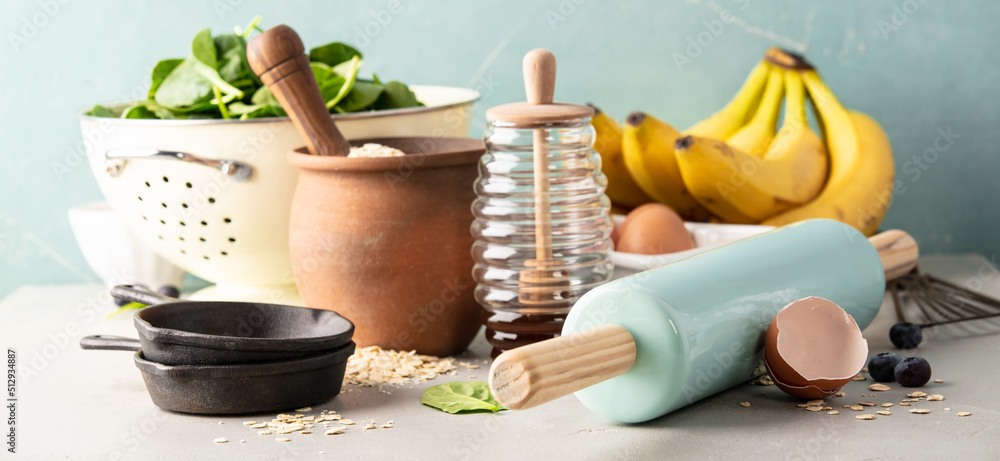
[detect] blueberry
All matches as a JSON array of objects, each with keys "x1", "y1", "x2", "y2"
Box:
[
  {"x1": 157, "y1": 285, "x2": 180, "y2": 299},
  {"x1": 894, "y1": 356, "x2": 932, "y2": 387},
  {"x1": 890, "y1": 322, "x2": 922, "y2": 349},
  {"x1": 867, "y1": 352, "x2": 903, "y2": 382}
]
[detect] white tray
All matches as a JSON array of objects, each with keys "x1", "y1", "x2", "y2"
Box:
[{"x1": 611, "y1": 216, "x2": 774, "y2": 274}]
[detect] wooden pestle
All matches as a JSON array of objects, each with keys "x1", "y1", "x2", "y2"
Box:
[{"x1": 246, "y1": 25, "x2": 351, "y2": 157}]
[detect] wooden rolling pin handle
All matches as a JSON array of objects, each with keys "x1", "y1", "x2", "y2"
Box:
[
  {"x1": 246, "y1": 25, "x2": 350, "y2": 157},
  {"x1": 868, "y1": 229, "x2": 919, "y2": 281},
  {"x1": 489, "y1": 323, "x2": 636, "y2": 410},
  {"x1": 523, "y1": 49, "x2": 556, "y2": 105}
]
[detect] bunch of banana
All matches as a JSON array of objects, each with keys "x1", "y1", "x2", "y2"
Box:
[
  {"x1": 593, "y1": 47, "x2": 894, "y2": 236},
  {"x1": 761, "y1": 69, "x2": 894, "y2": 235},
  {"x1": 675, "y1": 65, "x2": 829, "y2": 223}
]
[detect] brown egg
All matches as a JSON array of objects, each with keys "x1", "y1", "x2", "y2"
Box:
[
  {"x1": 615, "y1": 203, "x2": 694, "y2": 255},
  {"x1": 763, "y1": 297, "x2": 869, "y2": 399}
]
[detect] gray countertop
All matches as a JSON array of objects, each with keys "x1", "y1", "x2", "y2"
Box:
[{"x1": 2, "y1": 254, "x2": 998, "y2": 460}]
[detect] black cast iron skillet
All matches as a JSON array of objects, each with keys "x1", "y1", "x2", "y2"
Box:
[
  {"x1": 80, "y1": 285, "x2": 354, "y2": 366},
  {"x1": 133, "y1": 342, "x2": 355, "y2": 415}
]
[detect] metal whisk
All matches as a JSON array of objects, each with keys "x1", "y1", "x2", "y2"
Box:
[{"x1": 889, "y1": 266, "x2": 1000, "y2": 340}]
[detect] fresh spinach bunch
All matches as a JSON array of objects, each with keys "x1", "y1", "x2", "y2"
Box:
[{"x1": 88, "y1": 17, "x2": 421, "y2": 120}]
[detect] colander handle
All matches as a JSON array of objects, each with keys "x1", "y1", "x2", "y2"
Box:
[
  {"x1": 111, "y1": 285, "x2": 176, "y2": 306},
  {"x1": 104, "y1": 148, "x2": 254, "y2": 182}
]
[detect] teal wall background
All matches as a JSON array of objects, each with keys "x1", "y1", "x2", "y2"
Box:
[{"x1": 1, "y1": 0, "x2": 997, "y2": 296}]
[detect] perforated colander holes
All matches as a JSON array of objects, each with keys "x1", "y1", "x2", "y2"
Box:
[{"x1": 137, "y1": 176, "x2": 232, "y2": 260}]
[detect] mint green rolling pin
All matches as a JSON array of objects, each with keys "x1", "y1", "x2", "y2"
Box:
[{"x1": 488, "y1": 219, "x2": 918, "y2": 423}]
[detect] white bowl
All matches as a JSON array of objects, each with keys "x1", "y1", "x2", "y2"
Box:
[
  {"x1": 67, "y1": 202, "x2": 186, "y2": 290},
  {"x1": 80, "y1": 86, "x2": 478, "y2": 303}
]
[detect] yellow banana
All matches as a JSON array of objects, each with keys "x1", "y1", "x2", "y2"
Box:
[
  {"x1": 684, "y1": 60, "x2": 770, "y2": 140},
  {"x1": 762, "y1": 70, "x2": 894, "y2": 236},
  {"x1": 589, "y1": 105, "x2": 653, "y2": 209},
  {"x1": 674, "y1": 135, "x2": 795, "y2": 224},
  {"x1": 757, "y1": 69, "x2": 828, "y2": 203},
  {"x1": 622, "y1": 112, "x2": 713, "y2": 221},
  {"x1": 726, "y1": 66, "x2": 784, "y2": 156}
]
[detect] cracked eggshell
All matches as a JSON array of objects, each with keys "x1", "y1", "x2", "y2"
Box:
[{"x1": 763, "y1": 296, "x2": 868, "y2": 399}]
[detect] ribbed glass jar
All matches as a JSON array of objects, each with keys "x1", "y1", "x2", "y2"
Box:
[{"x1": 471, "y1": 118, "x2": 613, "y2": 355}]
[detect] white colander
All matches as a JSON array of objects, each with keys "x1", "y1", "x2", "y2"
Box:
[{"x1": 82, "y1": 86, "x2": 478, "y2": 303}]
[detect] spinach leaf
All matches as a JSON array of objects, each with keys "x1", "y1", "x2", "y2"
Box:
[
  {"x1": 149, "y1": 59, "x2": 183, "y2": 98},
  {"x1": 420, "y1": 381, "x2": 506, "y2": 414},
  {"x1": 325, "y1": 56, "x2": 361, "y2": 109},
  {"x1": 191, "y1": 28, "x2": 217, "y2": 68},
  {"x1": 213, "y1": 34, "x2": 247, "y2": 82},
  {"x1": 310, "y1": 62, "x2": 334, "y2": 85},
  {"x1": 319, "y1": 75, "x2": 347, "y2": 104},
  {"x1": 122, "y1": 103, "x2": 158, "y2": 119},
  {"x1": 308, "y1": 42, "x2": 361, "y2": 67},
  {"x1": 335, "y1": 80, "x2": 383, "y2": 113},
  {"x1": 375, "y1": 80, "x2": 420, "y2": 110},
  {"x1": 88, "y1": 104, "x2": 120, "y2": 117},
  {"x1": 154, "y1": 58, "x2": 213, "y2": 108},
  {"x1": 250, "y1": 86, "x2": 279, "y2": 106}
]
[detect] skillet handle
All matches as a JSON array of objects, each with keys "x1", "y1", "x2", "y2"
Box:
[
  {"x1": 80, "y1": 335, "x2": 142, "y2": 352},
  {"x1": 111, "y1": 285, "x2": 174, "y2": 306}
]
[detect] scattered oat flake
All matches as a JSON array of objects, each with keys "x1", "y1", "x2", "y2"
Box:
[
  {"x1": 862, "y1": 367, "x2": 868, "y2": 373},
  {"x1": 381, "y1": 423, "x2": 393, "y2": 429},
  {"x1": 276, "y1": 437, "x2": 291, "y2": 442},
  {"x1": 250, "y1": 423, "x2": 267, "y2": 429},
  {"x1": 909, "y1": 409, "x2": 931, "y2": 414},
  {"x1": 843, "y1": 405, "x2": 852, "y2": 409},
  {"x1": 834, "y1": 392, "x2": 846, "y2": 397},
  {"x1": 907, "y1": 391, "x2": 927, "y2": 398},
  {"x1": 806, "y1": 399, "x2": 824, "y2": 406},
  {"x1": 242, "y1": 421, "x2": 256, "y2": 426},
  {"x1": 850, "y1": 405, "x2": 864, "y2": 411},
  {"x1": 869, "y1": 383, "x2": 891, "y2": 391},
  {"x1": 301, "y1": 431, "x2": 312, "y2": 435},
  {"x1": 324, "y1": 428, "x2": 347, "y2": 435},
  {"x1": 882, "y1": 403, "x2": 893, "y2": 408},
  {"x1": 796, "y1": 404, "x2": 808, "y2": 408},
  {"x1": 822, "y1": 406, "x2": 832, "y2": 411},
  {"x1": 827, "y1": 410, "x2": 839, "y2": 415},
  {"x1": 805, "y1": 406, "x2": 823, "y2": 412},
  {"x1": 363, "y1": 423, "x2": 377, "y2": 431},
  {"x1": 258, "y1": 431, "x2": 271, "y2": 436},
  {"x1": 927, "y1": 394, "x2": 944, "y2": 401},
  {"x1": 957, "y1": 412, "x2": 972, "y2": 417},
  {"x1": 859, "y1": 401, "x2": 877, "y2": 407},
  {"x1": 213, "y1": 438, "x2": 228, "y2": 444},
  {"x1": 343, "y1": 346, "x2": 457, "y2": 387},
  {"x1": 944, "y1": 408, "x2": 951, "y2": 411},
  {"x1": 900, "y1": 402, "x2": 911, "y2": 406},
  {"x1": 934, "y1": 379, "x2": 944, "y2": 383},
  {"x1": 856, "y1": 414, "x2": 876, "y2": 420},
  {"x1": 852, "y1": 375, "x2": 867, "y2": 381},
  {"x1": 239, "y1": 440, "x2": 245, "y2": 444},
  {"x1": 339, "y1": 419, "x2": 355, "y2": 425},
  {"x1": 294, "y1": 407, "x2": 312, "y2": 412},
  {"x1": 740, "y1": 402, "x2": 751, "y2": 407},
  {"x1": 877, "y1": 410, "x2": 892, "y2": 416}
]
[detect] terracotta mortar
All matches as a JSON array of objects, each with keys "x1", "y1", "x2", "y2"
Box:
[{"x1": 286, "y1": 137, "x2": 484, "y2": 356}]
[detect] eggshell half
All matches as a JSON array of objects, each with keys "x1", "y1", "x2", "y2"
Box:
[{"x1": 763, "y1": 296, "x2": 869, "y2": 399}]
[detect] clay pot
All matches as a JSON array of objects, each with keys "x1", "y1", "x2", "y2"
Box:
[{"x1": 286, "y1": 137, "x2": 484, "y2": 357}]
